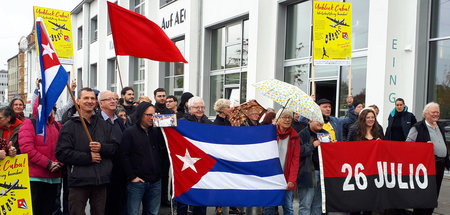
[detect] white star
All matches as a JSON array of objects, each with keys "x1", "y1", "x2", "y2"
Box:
[
  {"x1": 42, "y1": 43, "x2": 55, "y2": 60},
  {"x1": 176, "y1": 149, "x2": 201, "y2": 173}
]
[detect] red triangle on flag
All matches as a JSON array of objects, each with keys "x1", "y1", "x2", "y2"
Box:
[{"x1": 164, "y1": 127, "x2": 216, "y2": 198}]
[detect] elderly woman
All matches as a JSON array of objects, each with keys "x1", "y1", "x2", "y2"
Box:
[
  {"x1": 241, "y1": 107, "x2": 261, "y2": 126},
  {"x1": 213, "y1": 99, "x2": 231, "y2": 126},
  {"x1": 264, "y1": 109, "x2": 300, "y2": 215},
  {"x1": 348, "y1": 108, "x2": 384, "y2": 141},
  {"x1": 0, "y1": 106, "x2": 22, "y2": 154},
  {"x1": 10, "y1": 97, "x2": 26, "y2": 121}
]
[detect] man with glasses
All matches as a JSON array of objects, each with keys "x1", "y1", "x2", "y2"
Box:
[
  {"x1": 120, "y1": 102, "x2": 163, "y2": 215},
  {"x1": 98, "y1": 90, "x2": 128, "y2": 215},
  {"x1": 166, "y1": 95, "x2": 178, "y2": 113},
  {"x1": 241, "y1": 108, "x2": 261, "y2": 126}
]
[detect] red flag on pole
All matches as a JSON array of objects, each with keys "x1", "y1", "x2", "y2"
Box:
[{"x1": 107, "y1": 2, "x2": 187, "y2": 63}]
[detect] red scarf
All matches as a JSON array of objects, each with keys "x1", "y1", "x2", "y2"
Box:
[{"x1": 276, "y1": 125, "x2": 301, "y2": 189}]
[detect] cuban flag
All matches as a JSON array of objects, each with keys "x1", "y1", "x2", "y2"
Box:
[
  {"x1": 35, "y1": 17, "x2": 69, "y2": 136},
  {"x1": 162, "y1": 120, "x2": 287, "y2": 206}
]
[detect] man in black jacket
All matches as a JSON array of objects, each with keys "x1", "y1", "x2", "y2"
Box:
[
  {"x1": 407, "y1": 102, "x2": 448, "y2": 215},
  {"x1": 55, "y1": 88, "x2": 118, "y2": 215},
  {"x1": 120, "y1": 102, "x2": 163, "y2": 215},
  {"x1": 154, "y1": 88, "x2": 174, "y2": 114},
  {"x1": 120, "y1": 87, "x2": 135, "y2": 116}
]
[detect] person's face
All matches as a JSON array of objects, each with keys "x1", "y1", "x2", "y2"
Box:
[
  {"x1": 189, "y1": 101, "x2": 205, "y2": 119},
  {"x1": 155, "y1": 92, "x2": 166, "y2": 105},
  {"x1": 294, "y1": 113, "x2": 300, "y2": 121},
  {"x1": 395, "y1": 101, "x2": 405, "y2": 112},
  {"x1": 425, "y1": 106, "x2": 440, "y2": 124},
  {"x1": 122, "y1": 90, "x2": 135, "y2": 104},
  {"x1": 221, "y1": 106, "x2": 231, "y2": 115},
  {"x1": 248, "y1": 110, "x2": 259, "y2": 121},
  {"x1": 365, "y1": 112, "x2": 376, "y2": 128},
  {"x1": 0, "y1": 112, "x2": 11, "y2": 127},
  {"x1": 113, "y1": 93, "x2": 120, "y2": 104},
  {"x1": 355, "y1": 104, "x2": 364, "y2": 115},
  {"x1": 140, "y1": 106, "x2": 155, "y2": 129},
  {"x1": 99, "y1": 92, "x2": 117, "y2": 112},
  {"x1": 320, "y1": 103, "x2": 332, "y2": 117},
  {"x1": 166, "y1": 98, "x2": 177, "y2": 109},
  {"x1": 77, "y1": 90, "x2": 96, "y2": 113},
  {"x1": 117, "y1": 111, "x2": 127, "y2": 122},
  {"x1": 309, "y1": 121, "x2": 324, "y2": 132},
  {"x1": 12, "y1": 100, "x2": 24, "y2": 114},
  {"x1": 277, "y1": 114, "x2": 292, "y2": 130}
]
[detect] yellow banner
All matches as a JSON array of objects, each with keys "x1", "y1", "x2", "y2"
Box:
[
  {"x1": 0, "y1": 154, "x2": 33, "y2": 214},
  {"x1": 34, "y1": 6, "x2": 74, "y2": 64},
  {"x1": 313, "y1": 1, "x2": 352, "y2": 65}
]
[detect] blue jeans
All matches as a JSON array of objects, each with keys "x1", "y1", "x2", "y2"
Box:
[
  {"x1": 127, "y1": 180, "x2": 161, "y2": 215},
  {"x1": 263, "y1": 190, "x2": 294, "y2": 215},
  {"x1": 298, "y1": 170, "x2": 322, "y2": 215}
]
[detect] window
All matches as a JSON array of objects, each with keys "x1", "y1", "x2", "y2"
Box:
[
  {"x1": 107, "y1": 2, "x2": 117, "y2": 35},
  {"x1": 164, "y1": 39, "x2": 185, "y2": 98},
  {"x1": 90, "y1": 63, "x2": 97, "y2": 89},
  {"x1": 130, "y1": 57, "x2": 145, "y2": 97},
  {"x1": 90, "y1": 16, "x2": 97, "y2": 43},
  {"x1": 77, "y1": 26, "x2": 83, "y2": 49},
  {"x1": 283, "y1": 0, "x2": 369, "y2": 117},
  {"x1": 160, "y1": 0, "x2": 175, "y2": 8},
  {"x1": 77, "y1": 68, "x2": 82, "y2": 91},
  {"x1": 107, "y1": 58, "x2": 117, "y2": 92},
  {"x1": 428, "y1": 0, "x2": 450, "y2": 120},
  {"x1": 133, "y1": 0, "x2": 145, "y2": 15},
  {"x1": 209, "y1": 19, "x2": 249, "y2": 115}
]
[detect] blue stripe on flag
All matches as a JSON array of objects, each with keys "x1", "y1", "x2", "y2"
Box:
[
  {"x1": 210, "y1": 157, "x2": 283, "y2": 177},
  {"x1": 175, "y1": 189, "x2": 286, "y2": 207},
  {"x1": 175, "y1": 120, "x2": 276, "y2": 144}
]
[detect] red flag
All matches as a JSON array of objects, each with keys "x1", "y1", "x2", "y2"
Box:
[{"x1": 107, "y1": 2, "x2": 187, "y2": 63}]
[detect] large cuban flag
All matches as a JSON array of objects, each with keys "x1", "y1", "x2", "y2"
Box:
[
  {"x1": 35, "y1": 17, "x2": 69, "y2": 136},
  {"x1": 162, "y1": 120, "x2": 287, "y2": 206}
]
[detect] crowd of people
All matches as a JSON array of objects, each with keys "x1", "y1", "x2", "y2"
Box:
[{"x1": 0, "y1": 79, "x2": 447, "y2": 215}]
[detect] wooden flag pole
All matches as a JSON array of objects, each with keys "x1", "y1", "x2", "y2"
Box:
[
  {"x1": 116, "y1": 56, "x2": 124, "y2": 90},
  {"x1": 311, "y1": 0, "x2": 316, "y2": 97},
  {"x1": 66, "y1": 83, "x2": 93, "y2": 142},
  {"x1": 348, "y1": 65, "x2": 352, "y2": 96}
]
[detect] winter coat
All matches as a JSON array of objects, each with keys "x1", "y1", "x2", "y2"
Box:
[
  {"x1": 0, "y1": 119, "x2": 22, "y2": 154},
  {"x1": 213, "y1": 115, "x2": 231, "y2": 126},
  {"x1": 183, "y1": 114, "x2": 213, "y2": 124},
  {"x1": 298, "y1": 127, "x2": 328, "y2": 188},
  {"x1": 412, "y1": 120, "x2": 449, "y2": 169},
  {"x1": 385, "y1": 106, "x2": 417, "y2": 141},
  {"x1": 55, "y1": 114, "x2": 118, "y2": 187},
  {"x1": 18, "y1": 117, "x2": 61, "y2": 178},
  {"x1": 277, "y1": 126, "x2": 301, "y2": 190}
]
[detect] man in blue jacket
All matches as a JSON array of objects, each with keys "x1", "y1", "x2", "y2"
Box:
[{"x1": 316, "y1": 96, "x2": 356, "y2": 141}]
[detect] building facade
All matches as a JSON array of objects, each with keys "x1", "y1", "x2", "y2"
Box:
[
  {"x1": 70, "y1": 0, "x2": 450, "y2": 133},
  {"x1": 7, "y1": 54, "x2": 19, "y2": 102},
  {"x1": 0, "y1": 70, "x2": 8, "y2": 104}
]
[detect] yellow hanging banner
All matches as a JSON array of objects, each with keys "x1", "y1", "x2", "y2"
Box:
[
  {"x1": 313, "y1": 1, "x2": 352, "y2": 65},
  {"x1": 34, "y1": 6, "x2": 74, "y2": 64},
  {"x1": 0, "y1": 154, "x2": 33, "y2": 214}
]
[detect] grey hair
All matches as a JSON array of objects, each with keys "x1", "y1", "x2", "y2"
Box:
[
  {"x1": 115, "y1": 105, "x2": 126, "y2": 115},
  {"x1": 422, "y1": 102, "x2": 439, "y2": 118},
  {"x1": 98, "y1": 90, "x2": 113, "y2": 101},
  {"x1": 187, "y1": 96, "x2": 204, "y2": 108},
  {"x1": 214, "y1": 99, "x2": 230, "y2": 113},
  {"x1": 276, "y1": 109, "x2": 293, "y2": 120}
]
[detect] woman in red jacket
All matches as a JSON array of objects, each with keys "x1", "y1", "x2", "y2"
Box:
[
  {"x1": 264, "y1": 109, "x2": 301, "y2": 215},
  {"x1": 19, "y1": 105, "x2": 62, "y2": 215}
]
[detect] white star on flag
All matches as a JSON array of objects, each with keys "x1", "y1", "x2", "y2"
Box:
[
  {"x1": 42, "y1": 43, "x2": 55, "y2": 60},
  {"x1": 176, "y1": 149, "x2": 201, "y2": 173}
]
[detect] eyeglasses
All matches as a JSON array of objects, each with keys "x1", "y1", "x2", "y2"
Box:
[
  {"x1": 101, "y1": 97, "x2": 118, "y2": 102},
  {"x1": 192, "y1": 106, "x2": 205, "y2": 110},
  {"x1": 281, "y1": 116, "x2": 292, "y2": 121}
]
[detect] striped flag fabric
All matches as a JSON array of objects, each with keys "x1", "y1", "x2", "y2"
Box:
[
  {"x1": 162, "y1": 120, "x2": 287, "y2": 206},
  {"x1": 35, "y1": 17, "x2": 69, "y2": 137}
]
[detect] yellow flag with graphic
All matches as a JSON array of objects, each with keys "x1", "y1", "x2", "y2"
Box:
[
  {"x1": 313, "y1": 1, "x2": 352, "y2": 65},
  {"x1": 0, "y1": 154, "x2": 33, "y2": 214},
  {"x1": 34, "y1": 6, "x2": 74, "y2": 64}
]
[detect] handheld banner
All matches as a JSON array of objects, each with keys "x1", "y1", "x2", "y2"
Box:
[
  {"x1": 313, "y1": 1, "x2": 352, "y2": 65},
  {"x1": 34, "y1": 6, "x2": 74, "y2": 64},
  {"x1": 0, "y1": 154, "x2": 33, "y2": 214},
  {"x1": 320, "y1": 140, "x2": 437, "y2": 212}
]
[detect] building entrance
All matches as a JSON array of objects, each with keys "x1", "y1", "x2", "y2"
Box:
[{"x1": 313, "y1": 80, "x2": 337, "y2": 116}]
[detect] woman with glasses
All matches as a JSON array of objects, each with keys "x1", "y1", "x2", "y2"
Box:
[{"x1": 264, "y1": 109, "x2": 300, "y2": 215}]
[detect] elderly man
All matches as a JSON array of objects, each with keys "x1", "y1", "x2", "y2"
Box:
[
  {"x1": 56, "y1": 88, "x2": 118, "y2": 215},
  {"x1": 407, "y1": 102, "x2": 448, "y2": 215},
  {"x1": 183, "y1": 96, "x2": 212, "y2": 124}
]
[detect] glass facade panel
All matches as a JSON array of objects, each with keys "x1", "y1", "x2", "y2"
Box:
[
  {"x1": 240, "y1": 72, "x2": 247, "y2": 104},
  {"x1": 225, "y1": 73, "x2": 240, "y2": 85},
  {"x1": 428, "y1": 40, "x2": 450, "y2": 120},
  {"x1": 313, "y1": 65, "x2": 339, "y2": 78},
  {"x1": 210, "y1": 75, "x2": 224, "y2": 115},
  {"x1": 225, "y1": 44, "x2": 241, "y2": 68},
  {"x1": 211, "y1": 28, "x2": 225, "y2": 70},
  {"x1": 284, "y1": 64, "x2": 309, "y2": 92},
  {"x1": 347, "y1": 0, "x2": 369, "y2": 49},
  {"x1": 227, "y1": 23, "x2": 242, "y2": 43},
  {"x1": 338, "y1": 57, "x2": 367, "y2": 117},
  {"x1": 430, "y1": 0, "x2": 450, "y2": 39},
  {"x1": 285, "y1": 1, "x2": 312, "y2": 59}
]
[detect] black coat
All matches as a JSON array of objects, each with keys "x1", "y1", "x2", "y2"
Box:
[
  {"x1": 55, "y1": 114, "x2": 118, "y2": 187},
  {"x1": 213, "y1": 115, "x2": 231, "y2": 126},
  {"x1": 385, "y1": 108, "x2": 417, "y2": 141},
  {"x1": 155, "y1": 103, "x2": 175, "y2": 114},
  {"x1": 183, "y1": 114, "x2": 213, "y2": 124}
]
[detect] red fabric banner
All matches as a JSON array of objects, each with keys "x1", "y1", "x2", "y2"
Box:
[
  {"x1": 320, "y1": 140, "x2": 437, "y2": 212},
  {"x1": 107, "y1": 2, "x2": 187, "y2": 63}
]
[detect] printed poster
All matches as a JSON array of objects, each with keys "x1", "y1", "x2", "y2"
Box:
[
  {"x1": 0, "y1": 154, "x2": 33, "y2": 215},
  {"x1": 313, "y1": 1, "x2": 352, "y2": 65},
  {"x1": 34, "y1": 6, "x2": 74, "y2": 64}
]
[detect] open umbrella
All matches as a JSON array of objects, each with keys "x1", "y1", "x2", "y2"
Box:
[
  {"x1": 228, "y1": 99, "x2": 267, "y2": 126},
  {"x1": 253, "y1": 79, "x2": 323, "y2": 122}
]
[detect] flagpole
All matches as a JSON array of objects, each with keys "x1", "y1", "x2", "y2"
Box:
[
  {"x1": 116, "y1": 56, "x2": 124, "y2": 90},
  {"x1": 311, "y1": 0, "x2": 316, "y2": 97},
  {"x1": 66, "y1": 83, "x2": 93, "y2": 142},
  {"x1": 348, "y1": 65, "x2": 352, "y2": 96}
]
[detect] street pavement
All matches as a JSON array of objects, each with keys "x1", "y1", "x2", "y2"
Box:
[{"x1": 160, "y1": 174, "x2": 450, "y2": 215}]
